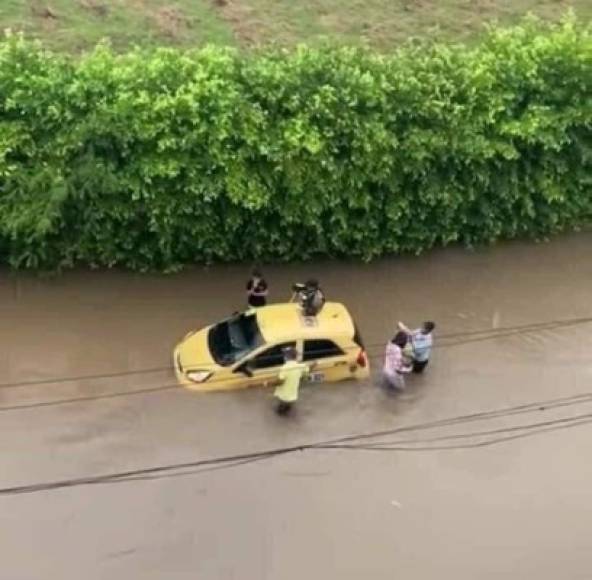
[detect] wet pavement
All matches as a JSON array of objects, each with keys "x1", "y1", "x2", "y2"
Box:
[{"x1": 1, "y1": 233, "x2": 592, "y2": 579}]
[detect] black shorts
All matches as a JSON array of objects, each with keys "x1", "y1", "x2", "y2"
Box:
[{"x1": 412, "y1": 359, "x2": 429, "y2": 373}]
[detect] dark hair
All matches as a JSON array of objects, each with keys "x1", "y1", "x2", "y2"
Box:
[
  {"x1": 305, "y1": 278, "x2": 319, "y2": 289},
  {"x1": 423, "y1": 321, "x2": 436, "y2": 333},
  {"x1": 251, "y1": 268, "x2": 262, "y2": 278},
  {"x1": 391, "y1": 331, "x2": 408, "y2": 348}
]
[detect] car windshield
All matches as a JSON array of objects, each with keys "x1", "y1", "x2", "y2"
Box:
[{"x1": 208, "y1": 313, "x2": 264, "y2": 366}]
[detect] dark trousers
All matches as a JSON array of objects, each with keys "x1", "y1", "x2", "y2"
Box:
[
  {"x1": 412, "y1": 359, "x2": 429, "y2": 374},
  {"x1": 275, "y1": 401, "x2": 293, "y2": 416}
]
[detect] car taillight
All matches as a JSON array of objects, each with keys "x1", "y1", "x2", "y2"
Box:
[{"x1": 356, "y1": 349, "x2": 367, "y2": 368}]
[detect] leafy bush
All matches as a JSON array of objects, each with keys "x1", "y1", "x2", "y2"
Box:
[{"x1": 0, "y1": 17, "x2": 590, "y2": 271}]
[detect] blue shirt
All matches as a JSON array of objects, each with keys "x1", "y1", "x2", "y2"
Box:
[{"x1": 411, "y1": 331, "x2": 433, "y2": 362}]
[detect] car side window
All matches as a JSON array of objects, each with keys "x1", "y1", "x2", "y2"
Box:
[
  {"x1": 303, "y1": 339, "x2": 344, "y2": 362},
  {"x1": 250, "y1": 342, "x2": 296, "y2": 370}
]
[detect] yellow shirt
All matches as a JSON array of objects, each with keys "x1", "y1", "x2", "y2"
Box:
[{"x1": 274, "y1": 360, "x2": 309, "y2": 402}]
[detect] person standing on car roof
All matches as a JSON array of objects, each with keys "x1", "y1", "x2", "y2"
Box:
[
  {"x1": 246, "y1": 268, "x2": 269, "y2": 309},
  {"x1": 273, "y1": 346, "x2": 310, "y2": 416}
]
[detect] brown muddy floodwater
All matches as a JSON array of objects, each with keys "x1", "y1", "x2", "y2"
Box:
[{"x1": 1, "y1": 233, "x2": 592, "y2": 580}]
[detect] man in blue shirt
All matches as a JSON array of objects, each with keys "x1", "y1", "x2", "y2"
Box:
[{"x1": 398, "y1": 320, "x2": 436, "y2": 373}]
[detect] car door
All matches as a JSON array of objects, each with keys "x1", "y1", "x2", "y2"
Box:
[
  {"x1": 302, "y1": 339, "x2": 349, "y2": 383},
  {"x1": 233, "y1": 341, "x2": 297, "y2": 388}
]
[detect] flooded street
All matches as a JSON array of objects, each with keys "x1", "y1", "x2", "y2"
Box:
[{"x1": 1, "y1": 233, "x2": 592, "y2": 580}]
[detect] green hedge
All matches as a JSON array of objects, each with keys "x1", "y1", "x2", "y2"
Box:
[{"x1": 0, "y1": 18, "x2": 591, "y2": 270}]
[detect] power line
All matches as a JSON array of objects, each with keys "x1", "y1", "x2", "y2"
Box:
[
  {"x1": 320, "y1": 391, "x2": 592, "y2": 447},
  {"x1": 0, "y1": 317, "x2": 592, "y2": 389},
  {"x1": 0, "y1": 349, "x2": 376, "y2": 412},
  {"x1": 0, "y1": 337, "x2": 584, "y2": 413},
  {"x1": 439, "y1": 317, "x2": 592, "y2": 349},
  {"x1": 1, "y1": 313, "x2": 591, "y2": 392},
  {"x1": 323, "y1": 410, "x2": 592, "y2": 448},
  {"x1": 320, "y1": 417, "x2": 592, "y2": 452},
  {"x1": 0, "y1": 384, "x2": 180, "y2": 412},
  {"x1": 2, "y1": 315, "x2": 592, "y2": 413},
  {"x1": 436, "y1": 316, "x2": 592, "y2": 340},
  {"x1": 0, "y1": 366, "x2": 172, "y2": 391},
  {"x1": 110, "y1": 453, "x2": 286, "y2": 485},
  {"x1": 3, "y1": 392, "x2": 592, "y2": 496},
  {"x1": 0, "y1": 447, "x2": 302, "y2": 496},
  {"x1": 0, "y1": 346, "x2": 373, "y2": 412}
]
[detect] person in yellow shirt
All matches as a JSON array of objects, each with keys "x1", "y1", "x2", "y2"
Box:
[{"x1": 274, "y1": 347, "x2": 310, "y2": 416}]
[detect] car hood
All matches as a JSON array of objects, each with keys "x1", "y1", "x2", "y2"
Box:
[{"x1": 176, "y1": 327, "x2": 217, "y2": 372}]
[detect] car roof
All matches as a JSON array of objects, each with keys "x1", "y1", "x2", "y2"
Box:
[{"x1": 256, "y1": 302, "x2": 355, "y2": 344}]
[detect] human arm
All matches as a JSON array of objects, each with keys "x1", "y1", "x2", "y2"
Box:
[
  {"x1": 398, "y1": 321, "x2": 411, "y2": 335},
  {"x1": 389, "y1": 345, "x2": 411, "y2": 374},
  {"x1": 399, "y1": 362, "x2": 412, "y2": 374},
  {"x1": 252, "y1": 280, "x2": 268, "y2": 297}
]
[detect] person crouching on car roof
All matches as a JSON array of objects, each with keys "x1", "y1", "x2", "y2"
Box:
[
  {"x1": 273, "y1": 346, "x2": 310, "y2": 416},
  {"x1": 293, "y1": 278, "x2": 325, "y2": 316}
]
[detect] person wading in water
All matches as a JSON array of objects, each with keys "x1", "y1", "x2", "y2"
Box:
[
  {"x1": 273, "y1": 346, "x2": 310, "y2": 416},
  {"x1": 398, "y1": 320, "x2": 436, "y2": 373},
  {"x1": 383, "y1": 331, "x2": 412, "y2": 390}
]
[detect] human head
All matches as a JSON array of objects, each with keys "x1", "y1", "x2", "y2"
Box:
[
  {"x1": 251, "y1": 268, "x2": 262, "y2": 279},
  {"x1": 391, "y1": 331, "x2": 408, "y2": 348},
  {"x1": 305, "y1": 278, "x2": 319, "y2": 289},
  {"x1": 283, "y1": 346, "x2": 297, "y2": 361},
  {"x1": 422, "y1": 321, "x2": 436, "y2": 334}
]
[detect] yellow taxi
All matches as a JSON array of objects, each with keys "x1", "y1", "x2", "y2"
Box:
[{"x1": 174, "y1": 302, "x2": 370, "y2": 391}]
